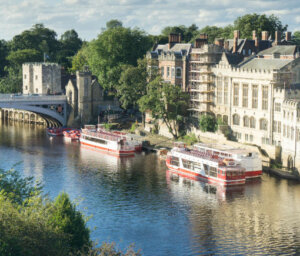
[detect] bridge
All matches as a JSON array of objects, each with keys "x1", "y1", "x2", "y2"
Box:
[{"x1": 0, "y1": 94, "x2": 68, "y2": 126}]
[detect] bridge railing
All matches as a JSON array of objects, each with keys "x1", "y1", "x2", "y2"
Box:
[{"x1": 0, "y1": 94, "x2": 67, "y2": 102}]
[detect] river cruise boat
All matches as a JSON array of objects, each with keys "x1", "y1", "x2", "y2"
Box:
[
  {"x1": 80, "y1": 125, "x2": 135, "y2": 156},
  {"x1": 194, "y1": 143, "x2": 262, "y2": 179},
  {"x1": 63, "y1": 129, "x2": 81, "y2": 141},
  {"x1": 166, "y1": 143, "x2": 246, "y2": 186},
  {"x1": 47, "y1": 127, "x2": 72, "y2": 136}
]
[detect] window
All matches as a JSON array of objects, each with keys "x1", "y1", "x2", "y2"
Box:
[
  {"x1": 242, "y1": 84, "x2": 248, "y2": 107},
  {"x1": 84, "y1": 78, "x2": 89, "y2": 96},
  {"x1": 224, "y1": 77, "x2": 228, "y2": 104},
  {"x1": 167, "y1": 67, "x2": 170, "y2": 77},
  {"x1": 25, "y1": 86, "x2": 28, "y2": 90},
  {"x1": 259, "y1": 118, "x2": 268, "y2": 131},
  {"x1": 278, "y1": 121, "x2": 281, "y2": 133},
  {"x1": 262, "y1": 86, "x2": 268, "y2": 110},
  {"x1": 24, "y1": 74, "x2": 27, "y2": 79},
  {"x1": 283, "y1": 125, "x2": 286, "y2": 137},
  {"x1": 250, "y1": 135, "x2": 253, "y2": 142},
  {"x1": 243, "y1": 116, "x2": 249, "y2": 127},
  {"x1": 217, "y1": 77, "x2": 222, "y2": 104},
  {"x1": 243, "y1": 49, "x2": 246, "y2": 55},
  {"x1": 36, "y1": 88, "x2": 38, "y2": 93},
  {"x1": 287, "y1": 126, "x2": 290, "y2": 138},
  {"x1": 250, "y1": 117, "x2": 256, "y2": 128},
  {"x1": 161, "y1": 67, "x2": 164, "y2": 77},
  {"x1": 273, "y1": 121, "x2": 277, "y2": 133},
  {"x1": 252, "y1": 85, "x2": 258, "y2": 108},
  {"x1": 245, "y1": 134, "x2": 249, "y2": 141},
  {"x1": 35, "y1": 75, "x2": 38, "y2": 80},
  {"x1": 176, "y1": 68, "x2": 182, "y2": 78},
  {"x1": 68, "y1": 91, "x2": 72, "y2": 104},
  {"x1": 275, "y1": 103, "x2": 281, "y2": 112},
  {"x1": 233, "y1": 83, "x2": 239, "y2": 106},
  {"x1": 248, "y1": 49, "x2": 251, "y2": 55},
  {"x1": 233, "y1": 114, "x2": 240, "y2": 125},
  {"x1": 171, "y1": 67, "x2": 175, "y2": 78}
]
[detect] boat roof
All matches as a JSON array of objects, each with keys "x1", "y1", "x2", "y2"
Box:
[{"x1": 194, "y1": 143, "x2": 256, "y2": 156}]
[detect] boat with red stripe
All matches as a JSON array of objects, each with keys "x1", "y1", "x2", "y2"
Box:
[
  {"x1": 194, "y1": 143, "x2": 262, "y2": 179},
  {"x1": 166, "y1": 142, "x2": 246, "y2": 186}
]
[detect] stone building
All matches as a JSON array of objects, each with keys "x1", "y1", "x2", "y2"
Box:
[
  {"x1": 65, "y1": 67, "x2": 103, "y2": 125},
  {"x1": 22, "y1": 63, "x2": 61, "y2": 95}
]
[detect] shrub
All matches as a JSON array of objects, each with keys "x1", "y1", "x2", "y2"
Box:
[
  {"x1": 199, "y1": 115, "x2": 217, "y2": 132},
  {"x1": 181, "y1": 133, "x2": 198, "y2": 146}
]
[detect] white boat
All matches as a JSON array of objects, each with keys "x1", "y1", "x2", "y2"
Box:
[
  {"x1": 194, "y1": 143, "x2": 262, "y2": 179},
  {"x1": 80, "y1": 125, "x2": 135, "y2": 156},
  {"x1": 166, "y1": 142, "x2": 246, "y2": 186}
]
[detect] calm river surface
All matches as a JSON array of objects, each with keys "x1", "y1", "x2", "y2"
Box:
[{"x1": 1, "y1": 121, "x2": 300, "y2": 255}]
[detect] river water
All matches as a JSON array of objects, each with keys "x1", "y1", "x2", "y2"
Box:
[{"x1": 1, "y1": 121, "x2": 300, "y2": 256}]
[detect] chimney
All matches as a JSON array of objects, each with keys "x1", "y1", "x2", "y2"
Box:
[
  {"x1": 275, "y1": 31, "x2": 281, "y2": 45},
  {"x1": 286, "y1": 31, "x2": 291, "y2": 41},
  {"x1": 214, "y1": 38, "x2": 224, "y2": 48},
  {"x1": 262, "y1": 31, "x2": 269, "y2": 41},
  {"x1": 252, "y1": 30, "x2": 257, "y2": 40},
  {"x1": 195, "y1": 34, "x2": 208, "y2": 48},
  {"x1": 168, "y1": 33, "x2": 181, "y2": 49},
  {"x1": 233, "y1": 37, "x2": 238, "y2": 53},
  {"x1": 255, "y1": 37, "x2": 259, "y2": 49},
  {"x1": 234, "y1": 30, "x2": 240, "y2": 39}
]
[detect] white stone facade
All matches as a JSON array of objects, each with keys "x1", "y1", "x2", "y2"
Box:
[{"x1": 22, "y1": 63, "x2": 61, "y2": 95}]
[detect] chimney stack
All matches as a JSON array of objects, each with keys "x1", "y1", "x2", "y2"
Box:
[
  {"x1": 214, "y1": 38, "x2": 224, "y2": 48},
  {"x1": 286, "y1": 31, "x2": 291, "y2": 41},
  {"x1": 195, "y1": 34, "x2": 208, "y2": 48},
  {"x1": 234, "y1": 30, "x2": 240, "y2": 39},
  {"x1": 275, "y1": 31, "x2": 281, "y2": 45},
  {"x1": 262, "y1": 31, "x2": 269, "y2": 41},
  {"x1": 255, "y1": 37, "x2": 259, "y2": 49},
  {"x1": 233, "y1": 37, "x2": 238, "y2": 53},
  {"x1": 252, "y1": 30, "x2": 257, "y2": 40},
  {"x1": 168, "y1": 33, "x2": 181, "y2": 49}
]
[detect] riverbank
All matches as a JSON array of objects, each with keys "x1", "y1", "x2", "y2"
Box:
[{"x1": 263, "y1": 166, "x2": 300, "y2": 181}]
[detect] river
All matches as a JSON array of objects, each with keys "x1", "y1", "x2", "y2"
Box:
[{"x1": 1, "y1": 121, "x2": 300, "y2": 256}]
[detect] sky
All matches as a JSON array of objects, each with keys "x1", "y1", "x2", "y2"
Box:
[{"x1": 0, "y1": 0, "x2": 300, "y2": 41}]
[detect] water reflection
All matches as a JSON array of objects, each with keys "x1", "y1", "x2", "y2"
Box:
[{"x1": 1, "y1": 120, "x2": 300, "y2": 255}]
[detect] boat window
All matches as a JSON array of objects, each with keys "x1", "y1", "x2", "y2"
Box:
[
  {"x1": 86, "y1": 136, "x2": 107, "y2": 145},
  {"x1": 171, "y1": 157, "x2": 179, "y2": 166},
  {"x1": 182, "y1": 159, "x2": 193, "y2": 170},
  {"x1": 203, "y1": 164, "x2": 209, "y2": 175},
  {"x1": 209, "y1": 167, "x2": 218, "y2": 177}
]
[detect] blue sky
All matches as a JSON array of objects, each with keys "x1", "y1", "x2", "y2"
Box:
[{"x1": 0, "y1": 0, "x2": 300, "y2": 41}]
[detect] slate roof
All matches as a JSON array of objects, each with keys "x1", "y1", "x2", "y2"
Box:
[
  {"x1": 238, "y1": 58, "x2": 293, "y2": 70},
  {"x1": 257, "y1": 45, "x2": 300, "y2": 56},
  {"x1": 225, "y1": 39, "x2": 272, "y2": 53},
  {"x1": 224, "y1": 53, "x2": 244, "y2": 65},
  {"x1": 154, "y1": 43, "x2": 192, "y2": 55}
]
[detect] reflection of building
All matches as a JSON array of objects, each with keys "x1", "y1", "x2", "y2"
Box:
[{"x1": 22, "y1": 63, "x2": 61, "y2": 95}]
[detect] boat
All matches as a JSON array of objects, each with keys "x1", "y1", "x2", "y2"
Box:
[
  {"x1": 166, "y1": 142, "x2": 246, "y2": 186},
  {"x1": 46, "y1": 127, "x2": 72, "y2": 136},
  {"x1": 194, "y1": 143, "x2": 262, "y2": 179},
  {"x1": 63, "y1": 129, "x2": 81, "y2": 141},
  {"x1": 80, "y1": 125, "x2": 136, "y2": 156}
]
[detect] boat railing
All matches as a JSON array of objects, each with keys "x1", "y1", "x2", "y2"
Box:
[{"x1": 82, "y1": 129, "x2": 120, "y2": 141}]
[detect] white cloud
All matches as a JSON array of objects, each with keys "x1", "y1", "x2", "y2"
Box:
[{"x1": 0, "y1": 0, "x2": 300, "y2": 40}]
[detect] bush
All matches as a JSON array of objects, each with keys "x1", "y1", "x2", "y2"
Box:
[
  {"x1": 130, "y1": 123, "x2": 136, "y2": 133},
  {"x1": 199, "y1": 115, "x2": 217, "y2": 132},
  {"x1": 181, "y1": 133, "x2": 198, "y2": 146}
]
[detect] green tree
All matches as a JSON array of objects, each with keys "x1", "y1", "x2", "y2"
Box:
[
  {"x1": 106, "y1": 19, "x2": 123, "y2": 29},
  {"x1": 198, "y1": 115, "x2": 217, "y2": 132},
  {"x1": 233, "y1": 13, "x2": 287, "y2": 39},
  {"x1": 6, "y1": 49, "x2": 41, "y2": 71},
  {"x1": 49, "y1": 192, "x2": 90, "y2": 253},
  {"x1": 161, "y1": 24, "x2": 198, "y2": 42},
  {"x1": 80, "y1": 26, "x2": 152, "y2": 91},
  {"x1": 138, "y1": 77, "x2": 189, "y2": 138},
  {"x1": 117, "y1": 58, "x2": 148, "y2": 109},
  {"x1": 293, "y1": 31, "x2": 300, "y2": 45},
  {"x1": 0, "y1": 40, "x2": 9, "y2": 77}
]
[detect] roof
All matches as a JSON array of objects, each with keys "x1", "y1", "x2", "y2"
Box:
[
  {"x1": 225, "y1": 38, "x2": 272, "y2": 53},
  {"x1": 154, "y1": 43, "x2": 192, "y2": 55},
  {"x1": 238, "y1": 58, "x2": 293, "y2": 71},
  {"x1": 258, "y1": 45, "x2": 299, "y2": 56},
  {"x1": 224, "y1": 53, "x2": 244, "y2": 66}
]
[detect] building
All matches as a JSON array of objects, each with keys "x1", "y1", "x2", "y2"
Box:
[
  {"x1": 65, "y1": 67, "x2": 103, "y2": 125},
  {"x1": 22, "y1": 63, "x2": 61, "y2": 95}
]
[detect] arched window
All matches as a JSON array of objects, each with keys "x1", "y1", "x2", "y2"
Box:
[
  {"x1": 243, "y1": 116, "x2": 249, "y2": 127},
  {"x1": 259, "y1": 118, "x2": 268, "y2": 131},
  {"x1": 250, "y1": 117, "x2": 256, "y2": 128},
  {"x1": 68, "y1": 91, "x2": 72, "y2": 104},
  {"x1": 223, "y1": 115, "x2": 228, "y2": 125},
  {"x1": 233, "y1": 114, "x2": 240, "y2": 125},
  {"x1": 176, "y1": 67, "x2": 182, "y2": 78}
]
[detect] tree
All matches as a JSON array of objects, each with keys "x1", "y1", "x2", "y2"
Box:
[
  {"x1": 198, "y1": 115, "x2": 217, "y2": 132},
  {"x1": 293, "y1": 31, "x2": 300, "y2": 45},
  {"x1": 78, "y1": 26, "x2": 152, "y2": 91},
  {"x1": 161, "y1": 24, "x2": 198, "y2": 42},
  {"x1": 6, "y1": 49, "x2": 41, "y2": 71},
  {"x1": 106, "y1": 19, "x2": 123, "y2": 29},
  {"x1": 233, "y1": 13, "x2": 287, "y2": 39},
  {"x1": 117, "y1": 58, "x2": 148, "y2": 109},
  {"x1": 0, "y1": 40, "x2": 9, "y2": 77},
  {"x1": 138, "y1": 77, "x2": 189, "y2": 138}
]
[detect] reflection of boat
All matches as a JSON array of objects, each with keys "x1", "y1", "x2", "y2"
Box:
[
  {"x1": 47, "y1": 127, "x2": 72, "y2": 136},
  {"x1": 166, "y1": 142, "x2": 246, "y2": 186},
  {"x1": 80, "y1": 125, "x2": 135, "y2": 156},
  {"x1": 194, "y1": 143, "x2": 262, "y2": 179},
  {"x1": 166, "y1": 169, "x2": 245, "y2": 200},
  {"x1": 63, "y1": 129, "x2": 80, "y2": 141}
]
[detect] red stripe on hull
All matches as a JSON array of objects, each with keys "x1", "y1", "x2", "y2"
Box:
[
  {"x1": 80, "y1": 141, "x2": 135, "y2": 156},
  {"x1": 166, "y1": 163, "x2": 245, "y2": 186},
  {"x1": 245, "y1": 170, "x2": 262, "y2": 179}
]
